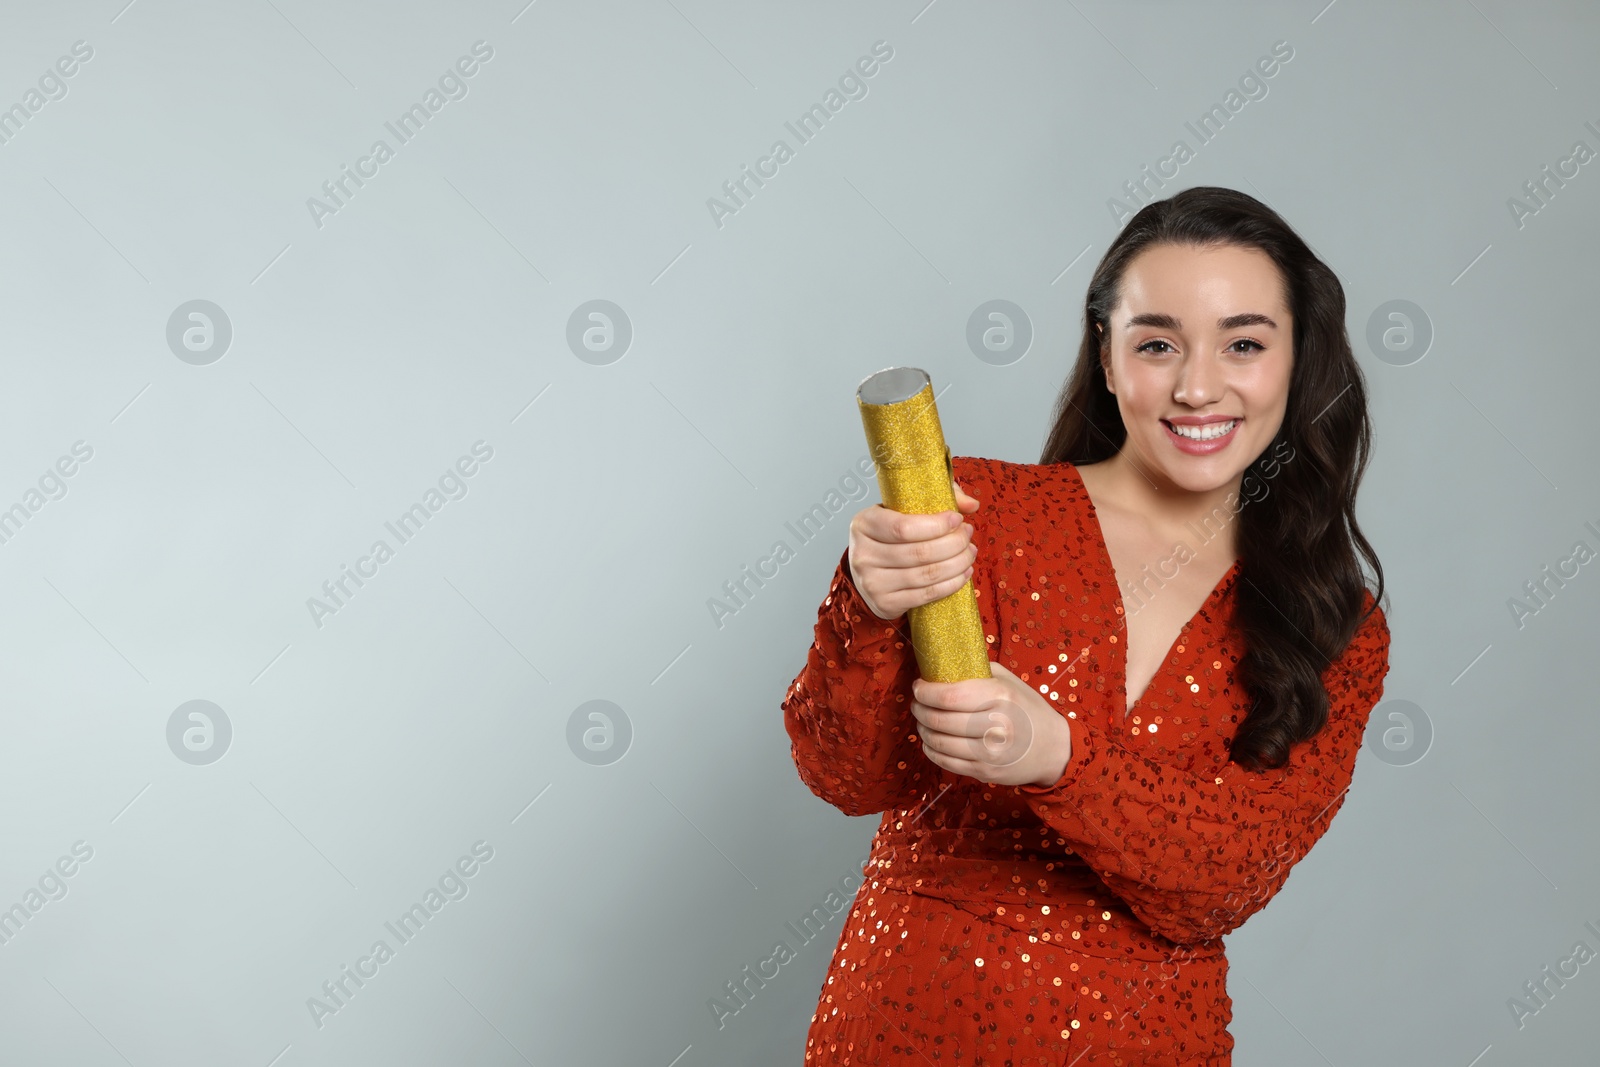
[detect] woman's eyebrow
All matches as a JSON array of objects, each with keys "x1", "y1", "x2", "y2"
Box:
[{"x1": 1124, "y1": 312, "x2": 1279, "y2": 330}]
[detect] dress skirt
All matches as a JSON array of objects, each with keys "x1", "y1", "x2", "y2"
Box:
[{"x1": 803, "y1": 884, "x2": 1235, "y2": 1066}]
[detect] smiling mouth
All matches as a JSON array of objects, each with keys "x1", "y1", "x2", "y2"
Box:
[{"x1": 1162, "y1": 418, "x2": 1240, "y2": 441}]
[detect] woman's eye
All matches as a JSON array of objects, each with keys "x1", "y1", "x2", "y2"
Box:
[{"x1": 1134, "y1": 338, "x2": 1264, "y2": 355}]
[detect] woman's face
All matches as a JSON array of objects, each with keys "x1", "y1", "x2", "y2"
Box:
[{"x1": 1097, "y1": 241, "x2": 1294, "y2": 493}]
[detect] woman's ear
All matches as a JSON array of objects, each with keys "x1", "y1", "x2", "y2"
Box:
[{"x1": 1096, "y1": 332, "x2": 1115, "y2": 395}]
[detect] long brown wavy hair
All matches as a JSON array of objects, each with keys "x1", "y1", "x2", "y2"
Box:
[{"x1": 1040, "y1": 185, "x2": 1386, "y2": 771}]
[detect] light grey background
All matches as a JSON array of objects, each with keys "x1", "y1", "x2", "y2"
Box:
[{"x1": 0, "y1": 1, "x2": 1595, "y2": 1064}]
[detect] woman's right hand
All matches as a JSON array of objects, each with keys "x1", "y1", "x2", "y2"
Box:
[{"x1": 846, "y1": 480, "x2": 981, "y2": 621}]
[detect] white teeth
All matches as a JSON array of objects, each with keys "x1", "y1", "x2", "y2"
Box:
[{"x1": 1168, "y1": 419, "x2": 1238, "y2": 440}]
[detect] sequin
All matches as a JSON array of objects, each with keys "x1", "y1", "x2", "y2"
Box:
[{"x1": 784, "y1": 455, "x2": 1392, "y2": 1065}]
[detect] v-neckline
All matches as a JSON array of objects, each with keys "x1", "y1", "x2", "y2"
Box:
[{"x1": 1062, "y1": 462, "x2": 1240, "y2": 718}]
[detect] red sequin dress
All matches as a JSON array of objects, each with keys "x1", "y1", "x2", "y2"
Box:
[{"x1": 782, "y1": 456, "x2": 1391, "y2": 1065}]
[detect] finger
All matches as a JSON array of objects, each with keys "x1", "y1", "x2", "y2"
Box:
[
  {"x1": 910, "y1": 700, "x2": 999, "y2": 739},
  {"x1": 855, "y1": 560, "x2": 974, "y2": 623},
  {"x1": 861, "y1": 502, "x2": 969, "y2": 547},
  {"x1": 920, "y1": 720, "x2": 1010, "y2": 762},
  {"x1": 918, "y1": 743, "x2": 987, "y2": 780},
  {"x1": 911, "y1": 676, "x2": 998, "y2": 715},
  {"x1": 910, "y1": 701, "x2": 961, "y2": 737},
  {"x1": 857, "y1": 536, "x2": 976, "y2": 602},
  {"x1": 952, "y1": 479, "x2": 980, "y2": 514}
]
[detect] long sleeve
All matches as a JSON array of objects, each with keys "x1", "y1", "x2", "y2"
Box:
[
  {"x1": 781, "y1": 545, "x2": 933, "y2": 817},
  {"x1": 1014, "y1": 595, "x2": 1391, "y2": 945}
]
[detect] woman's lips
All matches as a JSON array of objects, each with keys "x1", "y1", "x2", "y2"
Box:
[{"x1": 1162, "y1": 417, "x2": 1240, "y2": 455}]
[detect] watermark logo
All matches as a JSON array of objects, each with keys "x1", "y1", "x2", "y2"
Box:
[
  {"x1": 567, "y1": 700, "x2": 632, "y2": 765},
  {"x1": 708, "y1": 453, "x2": 878, "y2": 630},
  {"x1": 1364, "y1": 299, "x2": 1431, "y2": 367},
  {"x1": 0, "y1": 440, "x2": 94, "y2": 547},
  {"x1": 167, "y1": 300, "x2": 232, "y2": 365},
  {"x1": 0, "y1": 840, "x2": 94, "y2": 948},
  {"x1": 306, "y1": 840, "x2": 495, "y2": 1029},
  {"x1": 1113, "y1": 439, "x2": 1295, "y2": 619},
  {"x1": 1364, "y1": 698, "x2": 1431, "y2": 767},
  {"x1": 306, "y1": 41, "x2": 495, "y2": 229},
  {"x1": 1506, "y1": 916, "x2": 1600, "y2": 1030},
  {"x1": 709, "y1": 845, "x2": 870, "y2": 1029},
  {"x1": 167, "y1": 700, "x2": 232, "y2": 765},
  {"x1": 1507, "y1": 123, "x2": 1600, "y2": 231},
  {"x1": 307, "y1": 441, "x2": 495, "y2": 629},
  {"x1": 566, "y1": 300, "x2": 632, "y2": 365},
  {"x1": 0, "y1": 39, "x2": 94, "y2": 147},
  {"x1": 1507, "y1": 521, "x2": 1600, "y2": 630},
  {"x1": 706, "y1": 40, "x2": 894, "y2": 230},
  {"x1": 966, "y1": 300, "x2": 1032, "y2": 366},
  {"x1": 1108, "y1": 40, "x2": 1293, "y2": 224}
]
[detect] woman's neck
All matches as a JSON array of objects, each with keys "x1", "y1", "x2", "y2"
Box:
[{"x1": 1078, "y1": 451, "x2": 1245, "y2": 559}]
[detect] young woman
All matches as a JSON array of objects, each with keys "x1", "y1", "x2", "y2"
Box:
[{"x1": 782, "y1": 186, "x2": 1391, "y2": 1065}]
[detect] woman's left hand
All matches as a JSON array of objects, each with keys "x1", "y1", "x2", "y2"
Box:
[{"x1": 910, "y1": 661, "x2": 1072, "y2": 788}]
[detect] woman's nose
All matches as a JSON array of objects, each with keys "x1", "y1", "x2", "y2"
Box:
[{"x1": 1174, "y1": 350, "x2": 1223, "y2": 405}]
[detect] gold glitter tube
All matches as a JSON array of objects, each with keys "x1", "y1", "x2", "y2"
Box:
[{"x1": 856, "y1": 368, "x2": 992, "y2": 683}]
